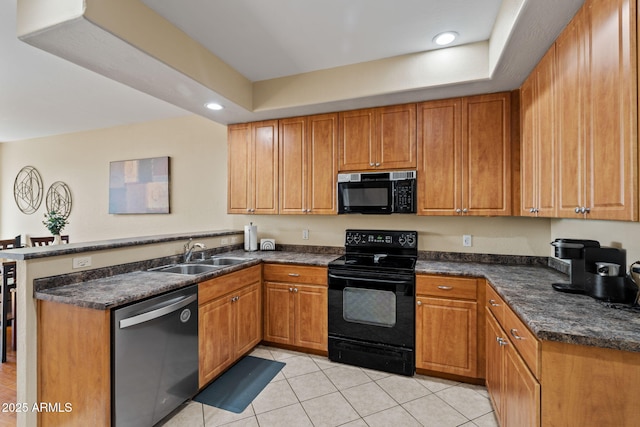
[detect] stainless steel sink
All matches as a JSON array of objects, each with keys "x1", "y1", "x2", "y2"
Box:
[
  {"x1": 149, "y1": 264, "x2": 220, "y2": 275},
  {"x1": 197, "y1": 256, "x2": 249, "y2": 266}
]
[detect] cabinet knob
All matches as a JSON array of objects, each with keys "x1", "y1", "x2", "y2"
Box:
[
  {"x1": 462, "y1": 208, "x2": 468, "y2": 213},
  {"x1": 529, "y1": 208, "x2": 536, "y2": 213},
  {"x1": 584, "y1": 207, "x2": 591, "y2": 214},
  {"x1": 289, "y1": 287, "x2": 294, "y2": 292},
  {"x1": 497, "y1": 337, "x2": 508, "y2": 346},
  {"x1": 437, "y1": 286, "x2": 453, "y2": 290},
  {"x1": 489, "y1": 299, "x2": 500, "y2": 307},
  {"x1": 575, "y1": 207, "x2": 581, "y2": 214},
  {"x1": 375, "y1": 163, "x2": 381, "y2": 167},
  {"x1": 455, "y1": 208, "x2": 462, "y2": 214},
  {"x1": 510, "y1": 329, "x2": 524, "y2": 340},
  {"x1": 293, "y1": 288, "x2": 298, "y2": 293},
  {"x1": 370, "y1": 162, "x2": 375, "y2": 167},
  {"x1": 417, "y1": 301, "x2": 422, "y2": 306}
]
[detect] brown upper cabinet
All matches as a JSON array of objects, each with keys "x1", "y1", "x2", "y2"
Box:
[
  {"x1": 228, "y1": 120, "x2": 279, "y2": 214},
  {"x1": 536, "y1": 0, "x2": 637, "y2": 221},
  {"x1": 521, "y1": 46, "x2": 556, "y2": 217},
  {"x1": 417, "y1": 93, "x2": 512, "y2": 216},
  {"x1": 338, "y1": 104, "x2": 417, "y2": 172},
  {"x1": 279, "y1": 114, "x2": 338, "y2": 215}
]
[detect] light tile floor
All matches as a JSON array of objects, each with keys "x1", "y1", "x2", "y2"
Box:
[{"x1": 160, "y1": 345, "x2": 499, "y2": 427}]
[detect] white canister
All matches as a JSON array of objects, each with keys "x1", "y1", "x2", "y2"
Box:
[{"x1": 244, "y1": 223, "x2": 258, "y2": 251}]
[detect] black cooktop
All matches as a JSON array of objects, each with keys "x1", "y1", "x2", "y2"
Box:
[{"x1": 330, "y1": 253, "x2": 416, "y2": 270}]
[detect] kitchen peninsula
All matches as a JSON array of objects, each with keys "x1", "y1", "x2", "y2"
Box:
[{"x1": 3, "y1": 230, "x2": 639, "y2": 426}]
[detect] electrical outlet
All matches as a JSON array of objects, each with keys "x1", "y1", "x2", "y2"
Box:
[
  {"x1": 302, "y1": 229, "x2": 309, "y2": 240},
  {"x1": 463, "y1": 235, "x2": 472, "y2": 247},
  {"x1": 221, "y1": 238, "x2": 229, "y2": 245},
  {"x1": 72, "y1": 256, "x2": 92, "y2": 269}
]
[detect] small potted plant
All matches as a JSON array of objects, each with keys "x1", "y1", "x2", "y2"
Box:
[{"x1": 43, "y1": 210, "x2": 68, "y2": 244}]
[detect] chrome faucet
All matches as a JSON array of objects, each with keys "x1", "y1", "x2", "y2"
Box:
[{"x1": 183, "y1": 239, "x2": 206, "y2": 263}]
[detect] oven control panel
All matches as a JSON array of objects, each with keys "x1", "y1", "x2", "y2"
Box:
[{"x1": 345, "y1": 230, "x2": 417, "y2": 248}]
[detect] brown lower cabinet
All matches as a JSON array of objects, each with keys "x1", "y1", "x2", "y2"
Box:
[
  {"x1": 415, "y1": 275, "x2": 483, "y2": 379},
  {"x1": 198, "y1": 265, "x2": 262, "y2": 387},
  {"x1": 262, "y1": 264, "x2": 327, "y2": 352},
  {"x1": 485, "y1": 283, "x2": 540, "y2": 427}
]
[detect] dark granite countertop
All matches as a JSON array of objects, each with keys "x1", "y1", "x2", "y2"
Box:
[
  {"x1": 0, "y1": 230, "x2": 243, "y2": 260},
  {"x1": 34, "y1": 249, "x2": 640, "y2": 353}
]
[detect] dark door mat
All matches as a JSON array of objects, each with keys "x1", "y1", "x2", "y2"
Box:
[{"x1": 193, "y1": 356, "x2": 285, "y2": 413}]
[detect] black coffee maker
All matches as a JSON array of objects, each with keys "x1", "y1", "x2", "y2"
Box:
[{"x1": 551, "y1": 238, "x2": 638, "y2": 304}]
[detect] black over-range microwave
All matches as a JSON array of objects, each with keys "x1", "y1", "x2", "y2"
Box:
[{"x1": 337, "y1": 170, "x2": 417, "y2": 214}]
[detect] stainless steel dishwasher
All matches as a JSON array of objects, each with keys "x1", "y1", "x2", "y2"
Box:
[{"x1": 112, "y1": 285, "x2": 198, "y2": 426}]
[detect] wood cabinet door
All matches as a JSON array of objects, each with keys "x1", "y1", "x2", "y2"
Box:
[
  {"x1": 377, "y1": 104, "x2": 417, "y2": 170},
  {"x1": 535, "y1": 46, "x2": 557, "y2": 218},
  {"x1": 586, "y1": 0, "x2": 637, "y2": 221},
  {"x1": 520, "y1": 76, "x2": 537, "y2": 216},
  {"x1": 234, "y1": 282, "x2": 262, "y2": 358},
  {"x1": 416, "y1": 296, "x2": 477, "y2": 377},
  {"x1": 293, "y1": 284, "x2": 328, "y2": 351},
  {"x1": 486, "y1": 311, "x2": 505, "y2": 425},
  {"x1": 252, "y1": 120, "x2": 279, "y2": 214},
  {"x1": 522, "y1": 46, "x2": 556, "y2": 218},
  {"x1": 199, "y1": 296, "x2": 234, "y2": 387},
  {"x1": 338, "y1": 109, "x2": 376, "y2": 171},
  {"x1": 462, "y1": 93, "x2": 512, "y2": 215},
  {"x1": 227, "y1": 123, "x2": 251, "y2": 213},
  {"x1": 307, "y1": 113, "x2": 338, "y2": 214},
  {"x1": 417, "y1": 99, "x2": 462, "y2": 215},
  {"x1": 555, "y1": 9, "x2": 588, "y2": 218},
  {"x1": 279, "y1": 117, "x2": 306, "y2": 214},
  {"x1": 504, "y1": 342, "x2": 540, "y2": 427},
  {"x1": 263, "y1": 282, "x2": 294, "y2": 344}
]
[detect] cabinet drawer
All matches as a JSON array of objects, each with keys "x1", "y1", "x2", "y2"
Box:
[
  {"x1": 504, "y1": 306, "x2": 540, "y2": 378},
  {"x1": 486, "y1": 284, "x2": 505, "y2": 326},
  {"x1": 263, "y1": 264, "x2": 327, "y2": 285},
  {"x1": 199, "y1": 265, "x2": 261, "y2": 305},
  {"x1": 417, "y1": 275, "x2": 477, "y2": 300}
]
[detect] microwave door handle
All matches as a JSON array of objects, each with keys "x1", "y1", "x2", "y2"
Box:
[{"x1": 328, "y1": 273, "x2": 413, "y2": 286}]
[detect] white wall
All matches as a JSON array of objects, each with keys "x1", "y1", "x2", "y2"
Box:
[
  {"x1": 0, "y1": 115, "x2": 232, "y2": 242},
  {"x1": 5, "y1": 113, "x2": 639, "y2": 262}
]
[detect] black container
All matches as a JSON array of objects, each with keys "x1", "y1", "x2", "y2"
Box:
[{"x1": 585, "y1": 273, "x2": 639, "y2": 304}]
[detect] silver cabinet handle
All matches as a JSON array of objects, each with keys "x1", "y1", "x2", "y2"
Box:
[
  {"x1": 575, "y1": 207, "x2": 581, "y2": 214},
  {"x1": 510, "y1": 328, "x2": 524, "y2": 340},
  {"x1": 288, "y1": 273, "x2": 300, "y2": 277},
  {"x1": 375, "y1": 162, "x2": 381, "y2": 167},
  {"x1": 417, "y1": 300, "x2": 422, "y2": 306},
  {"x1": 289, "y1": 287, "x2": 294, "y2": 292},
  {"x1": 455, "y1": 208, "x2": 462, "y2": 213},
  {"x1": 293, "y1": 288, "x2": 298, "y2": 293},
  {"x1": 370, "y1": 162, "x2": 375, "y2": 166},
  {"x1": 496, "y1": 337, "x2": 508, "y2": 346},
  {"x1": 462, "y1": 208, "x2": 468, "y2": 213},
  {"x1": 437, "y1": 285, "x2": 453, "y2": 290},
  {"x1": 489, "y1": 299, "x2": 500, "y2": 307}
]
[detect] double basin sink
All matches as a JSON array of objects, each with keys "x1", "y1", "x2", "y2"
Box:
[{"x1": 149, "y1": 256, "x2": 251, "y2": 275}]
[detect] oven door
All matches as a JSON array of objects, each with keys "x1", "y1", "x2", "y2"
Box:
[
  {"x1": 328, "y1": 268, "x2": 415, "y2": 348},
  {"x1": 337, "y1": 181, "x2": 393, "y2": 214}
]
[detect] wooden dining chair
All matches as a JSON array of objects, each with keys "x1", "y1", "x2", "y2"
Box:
[
  {"x1": 1, "y1": 261, "x2": 16, "y2": 363},
  {"x1": 30, "y1": 235, "x2": 70, "y2": 246},
  {"x1": 0, "y1": 239, "x2": 16, "y2": 250}
]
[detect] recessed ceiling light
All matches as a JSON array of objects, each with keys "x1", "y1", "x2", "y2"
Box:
[
  {"x1": 433, "y1": 31, "x2": 458, "y2": 46},
  {"x1": 205, "y1": 102, "x2": 224, "y2": 111}
]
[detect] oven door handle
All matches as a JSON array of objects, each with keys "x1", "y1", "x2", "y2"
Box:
[{"x1": 328, "y1": 273, "x2": 413, "y2": 286}]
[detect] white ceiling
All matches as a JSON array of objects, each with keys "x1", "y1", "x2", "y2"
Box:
[{"x1": 1, "y1": 0, "x2": 584, "y2": 142}]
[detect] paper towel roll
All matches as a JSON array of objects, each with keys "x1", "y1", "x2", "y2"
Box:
[{"x1": 244, "y1": 223, "x2": 258, "y2": 251}]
